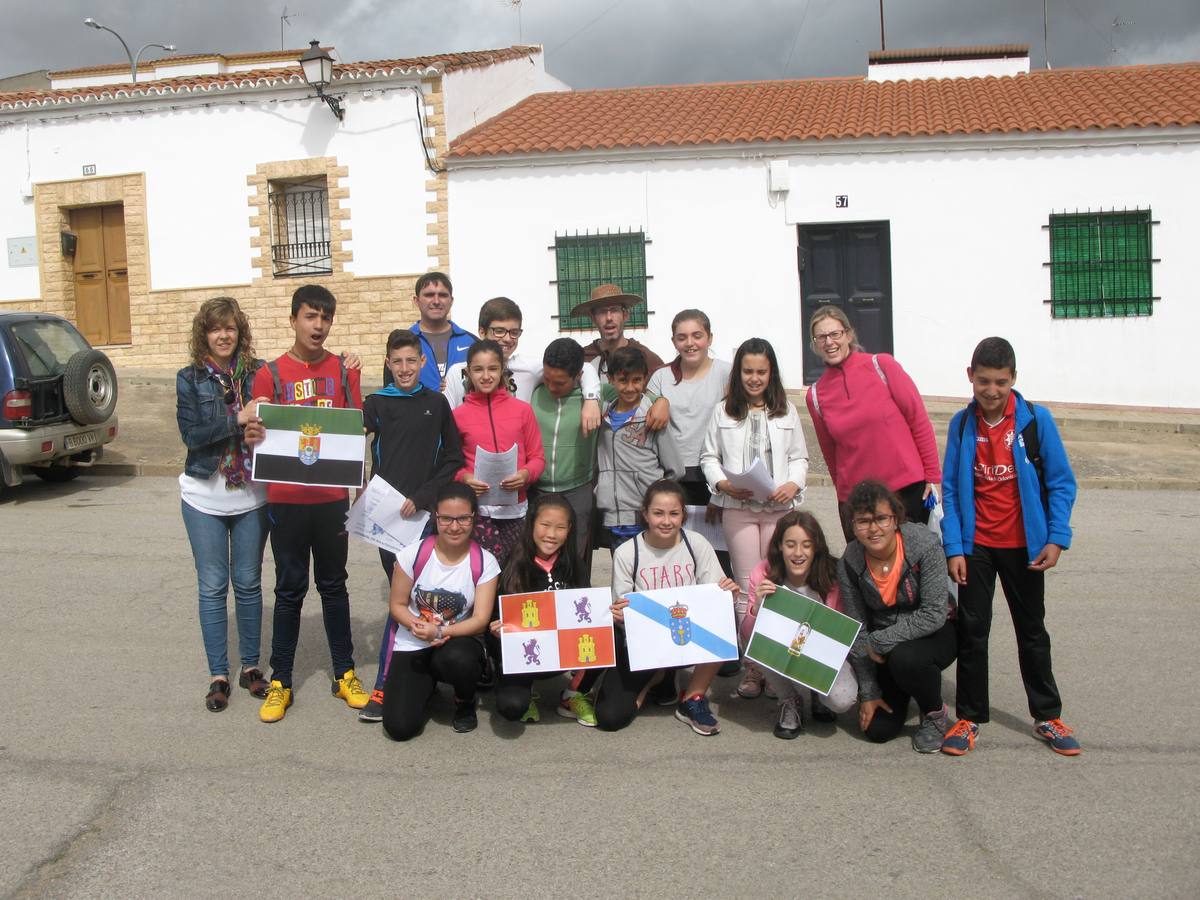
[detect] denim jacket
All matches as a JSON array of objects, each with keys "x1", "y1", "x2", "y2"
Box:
[{"x1": 176, "y1": 360, "x2": 264, "y2": 479}]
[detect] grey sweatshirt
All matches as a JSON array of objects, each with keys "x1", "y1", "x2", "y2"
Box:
[
  {"x1": 595, "y1": 395, "x2": 685, "y2": 527},
  {"x1": 837, "y1": 522, "x2": 950, "y2": 701}
]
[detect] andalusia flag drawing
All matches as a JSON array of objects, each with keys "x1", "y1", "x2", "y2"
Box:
[
  {"x1": 745, "y1": 587, "x2": 861, "y2": 696},
  {"x1": 252, "y1": 403, "x2": 366, "y2": 489},
  {"x1": 498, "y1": 589, "x2": 616, "y2": 675}
]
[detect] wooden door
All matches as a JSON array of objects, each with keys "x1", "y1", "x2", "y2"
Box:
[
  {"x1": 69, "y1": 203, "x2": 130, "y2": 345},
  {"x1": 798, "y1": 221, "x2": 893, "y2": 383}
]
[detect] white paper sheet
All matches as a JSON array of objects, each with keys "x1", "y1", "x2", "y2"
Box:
[
  {"x1": 474, "y1": 444, "x2": 518, "y2": 507},
  {"x1": 345, "y1": 476, "x2": 429, "y2": 552},
  {"x1": 685, "y1": 506, "x2": 728, "y2": 552},
  {"x1": 720, "y1": 457, "x2": 777, "y2": 502}
]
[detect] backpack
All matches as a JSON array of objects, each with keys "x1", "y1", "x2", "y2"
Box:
[
  {"x1": 809, "y1": 354, "x2": 888, "y2": 419},
  {"x1": 267, "y1": 355, "x2": 352, "y2": 406},
  {"x1": 412, "y1": 534, "x2": 485, "y2": 585}
]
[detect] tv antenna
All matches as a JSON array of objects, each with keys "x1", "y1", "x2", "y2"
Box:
[
  {"x1": 1110, "y1": 16, "x2": 1133, "y2": 58},
  {"x1": 501, "y1": 0, "x2": 523, "y2": 43},
  {"x1": 281, "y1": 5, "x2": 298, "y2": 51}
]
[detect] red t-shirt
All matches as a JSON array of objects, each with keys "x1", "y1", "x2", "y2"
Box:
[
  {"x1": 251, "y1": 352, "x2": 363, "y2": 505},
  {"x1": 972, "y1": 392, "x2": 1025, "y2": 548}
]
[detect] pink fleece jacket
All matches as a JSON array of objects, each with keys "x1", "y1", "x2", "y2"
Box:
[
  {"x1": 453, "y1": 389, "x2": 545, "y2": 503},
  {"x1": 805, "y1": 351, "x2": 941, "y2": 502},
  {"x1": 742, "y1": 558, "x2": 843, "y2": 642}
]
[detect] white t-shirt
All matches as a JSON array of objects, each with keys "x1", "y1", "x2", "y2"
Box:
[
  {"x1": 647, "y1": 359, "x2": 732, "y2": 466},
  {"x1": 179, "y1": 471, "x2": 267, "y2": 516},
  {"x1": 392, "y1": 541, "x2": 500, "y2": 652}
]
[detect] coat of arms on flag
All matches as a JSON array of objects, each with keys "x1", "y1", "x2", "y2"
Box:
[
  {"x1": 498, "y1": 589, "x2": 616, "y2": 675},
  {"x1": 252, "y1": 403, "x2": 365, "y2": 489},
  {"x1": 745, "y1": 587, "x2": 860, "y2": 696},
  {"x1": 622, "y1": 584, "x2": 738, "y2": 672},
  {"x1": 298, "y1": 423, "x2": 321, "y2": 466}
]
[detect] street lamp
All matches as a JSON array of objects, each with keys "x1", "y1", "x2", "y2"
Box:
[
  {"x1": 299, "y1": 40, "x2": 344, "y2": 121},
  {"x1": 83, "y1": 17, "x2": 175, "y2": 83}
]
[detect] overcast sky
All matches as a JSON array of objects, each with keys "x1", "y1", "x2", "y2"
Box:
[{"x1": 3, "y1": 0, "x2": 1198, "y2": 87}]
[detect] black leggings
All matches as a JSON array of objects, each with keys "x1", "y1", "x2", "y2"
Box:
[
  {"x1": 864, "y1": 620, "x2": 957, "y2": 744},
  {"x1": 381, "y1": 637, "x2": 484, "y2": 741},
  {"x1": 593, "y1": 630, "x2": 674, "y2": 732},
  {"x1": 485, "y1": 631, "x2": 601, "y2": 722}
]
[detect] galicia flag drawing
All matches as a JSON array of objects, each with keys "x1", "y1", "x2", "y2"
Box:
[
  {"x1": 251, "y1": 403, "x2": 365, "y2": 489},
  {"x1": 622, "y1": 584, "x2": 738, "y2": 672}
]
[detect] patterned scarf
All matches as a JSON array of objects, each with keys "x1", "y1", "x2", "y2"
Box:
[{"x1": 204, "y1": 357, "x2": 251, "y2": 490}]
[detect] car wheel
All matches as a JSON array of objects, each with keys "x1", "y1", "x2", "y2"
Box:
[
  {"x1": 63, "y1": 349, "x2": 118, "y2": 425},
  {"x1": 33, "y1": 465, "x2": 83, "y2": 483}
]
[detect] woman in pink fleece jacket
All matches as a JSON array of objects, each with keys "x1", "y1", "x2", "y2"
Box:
[
  {"x1": 453, "y1": 340, "x2": 546, "y2": 565},
  {"x1": 805, "y1": 306, "x2": 940, "y2": 540},
  {"x1": 744, "y1": 510, "x2": 857, "y2": 739}
]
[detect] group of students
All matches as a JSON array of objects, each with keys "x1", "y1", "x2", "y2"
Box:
[{"x1": 176, "y1": 271, "x2": 1081, "y2": 757}]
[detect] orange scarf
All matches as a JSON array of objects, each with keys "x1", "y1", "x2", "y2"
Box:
[{"x1": 867, "y1": 531, "x2": 905, "y2": 607}]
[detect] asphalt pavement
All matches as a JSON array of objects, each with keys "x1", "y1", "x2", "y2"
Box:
[{"x1": 1, "y1": 478, "x2": 1198, "y2": 898}]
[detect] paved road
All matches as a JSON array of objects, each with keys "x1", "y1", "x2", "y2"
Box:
[{"x1": 1, "y1": 478, "x2": 1197, "y2": 898}]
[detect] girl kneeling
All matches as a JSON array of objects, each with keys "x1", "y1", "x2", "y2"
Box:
[
  {"x1": 383, "y1": 482, "x2": 500, "y2": 740},
  {"x1": 490, "y1": 493, "x2": 600, "y2": 726},
  {"x1": 745, "y1": 511, "x2": 857, "y2": 739},
  {"x1": 602, "y1": 480, "x2": 739, "y2": 735}
]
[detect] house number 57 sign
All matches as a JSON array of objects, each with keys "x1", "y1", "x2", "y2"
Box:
[{"x1": 835, "y1": 195, "x2": 849, "y2": 208}]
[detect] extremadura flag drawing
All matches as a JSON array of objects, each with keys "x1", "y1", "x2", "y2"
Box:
[
  {"x1": 498, "y1": 589, "x2": 616, "y2": 675},
  {"x1": 252, "y1": 403, "x2": 365, "y2": 489},
  {"x1": 745, "y1": 586, "x2": 861, "y2": 696}
]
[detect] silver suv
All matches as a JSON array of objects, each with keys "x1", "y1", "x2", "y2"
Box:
[{"x1": 0, "y1": 312, "x2": 119, "y2": 487}]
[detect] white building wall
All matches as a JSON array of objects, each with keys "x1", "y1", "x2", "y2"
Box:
[
  {"x1": 443, "y1": 53, "x2": 569, "y2": 142},
  {"x1": 867, "y1": 56, "x2": 1029, "y2": 82},
  {"x1": 0, "y1": 83, "x2": 434, "y2": 296},
  {"x1": 449, "y1": 133, "x2": 1200, "y2": 407}
]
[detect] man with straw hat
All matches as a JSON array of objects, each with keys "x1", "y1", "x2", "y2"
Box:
[{"x1": 572, "y1": 284, "x2": 666, "y2": 383}]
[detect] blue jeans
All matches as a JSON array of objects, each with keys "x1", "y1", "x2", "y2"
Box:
[{"x1": 181, "y1": 500, "x2": 269, "y2": 677}]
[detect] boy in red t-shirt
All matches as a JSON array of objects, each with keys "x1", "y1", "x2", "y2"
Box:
[
  {"x1": 938, "y1": 337, "x2": 1080, "y2": 757},
  {"x1": 246, "y1": 285, "x2": 367, "y2": 723}
]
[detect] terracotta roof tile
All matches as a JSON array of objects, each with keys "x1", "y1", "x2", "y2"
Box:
[
  {"x1": 1, "y1": 46, "x2": 540, "y2": 110},
  {"x1": 48, "y1": 48, "x2": 327, "y2": 78},
  {"x1": 450, "y1": 62, "x2": 1200, "y2": 158},
  {"x1": 869, "y1": 45, "x2": 1030, "y2": 64}
]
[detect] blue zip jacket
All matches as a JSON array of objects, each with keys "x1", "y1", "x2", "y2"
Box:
[
  {"x1": 378, "y1": 320, "x2": 477, "y2": 392},
  {"x1": 941, "y1": 390, "x2": 1076, "y2": 564}
]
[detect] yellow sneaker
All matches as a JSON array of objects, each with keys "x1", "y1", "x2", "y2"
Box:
[
  {"x1": 259, "y1": 680, "x2": 292, "y2": 723},
  {"x1": 332, "y1": 669, "x2": 369, "y2": 709}
]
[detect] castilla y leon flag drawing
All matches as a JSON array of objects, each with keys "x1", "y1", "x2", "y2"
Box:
[
  {"x1": 252, "y1": 403, "x2": 365, "y2": 489},
  {"x1": 622, "y1": 584, "x2": 739, "y2": 672},
  {"x1": 498, "y1": 589, "x2": 616, "y2": 675},
  {"x1": 745, "y1": 586, "x2": 861, "y2": 696}
]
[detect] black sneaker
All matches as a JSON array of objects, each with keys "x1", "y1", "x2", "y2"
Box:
[
  {"x1": 452, "y1": 696, "x2": 478, "y2": 733},
  {"x1": 648, "y1": 672, "x2": 679, "y2": 707},
  {"x1": 773, "y1": 696, "x2": 803, "y2": 740},
  {"x1": 811, "y1": 699, "x2": 837, "y2": 723},
  {"x1": 357, "y1": 689, "x2": 384, "y2": 723},
  {"x1": 717, "y1": 660, "x2": 741, "y2": 678}
]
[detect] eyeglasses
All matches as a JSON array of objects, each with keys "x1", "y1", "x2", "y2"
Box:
[
  {"x1": 812, "y1": 329, "x2": 847, "y2": 345},
  {"x1": 851, "y1": 513, "x2": 896, "y2": 532},
  {"x1": 487, "y1": 326, "x2": 523, "y2": 339},
  {"x1": 435, "y1": 514, "x2": 475, "y2": 528}
]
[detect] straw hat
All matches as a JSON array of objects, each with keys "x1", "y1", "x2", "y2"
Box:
[{"x1": 569, "y1": 283, "x2": 645, "y2": 319}]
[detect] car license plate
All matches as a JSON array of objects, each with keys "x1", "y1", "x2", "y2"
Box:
[{"x1": 65, "y1": 431, "x2": 98, "y2": 450}]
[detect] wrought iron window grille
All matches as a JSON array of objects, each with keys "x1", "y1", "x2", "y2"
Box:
[
  {"x1": 269, "y1": 178, "x2": 333, "y2": 277},
  {"x1": 549, "y1": 229, "x2": 652, "y2": 330},
  {"x1": 1043, "y1": 208, "x2": 1159, "y2": 319}
]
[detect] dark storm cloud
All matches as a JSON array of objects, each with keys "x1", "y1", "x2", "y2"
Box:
[{"x1": 2, "y1": 0, "x2": 1197, "y2": 86}]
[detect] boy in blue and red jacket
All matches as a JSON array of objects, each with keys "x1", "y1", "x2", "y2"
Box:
[{"x1": 939, "y1": 336, "x2": 1081, "y2": 757}]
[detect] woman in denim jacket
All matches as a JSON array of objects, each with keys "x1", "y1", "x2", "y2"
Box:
[{"x1": 176, "y1": 297, "x2": 270, "y2": 712}]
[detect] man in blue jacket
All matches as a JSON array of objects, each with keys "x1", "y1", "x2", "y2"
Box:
[
  {"x1": 381, "y1": 272, "x2": 476, "y2": 392},
  {"x1": 938, "y1": 336, "x2": 1081, "y2": 757}
]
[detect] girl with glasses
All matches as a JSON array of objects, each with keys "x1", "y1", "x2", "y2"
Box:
[
  {"x1": 805, "y1": 305, "x2": 941, "y2": 541},
  {"x1": 837, "y1": 480, "x2": 957, "y2": 753},
  {"x1": 382, "y1": 482, "x2": 501, "y2": 739}
]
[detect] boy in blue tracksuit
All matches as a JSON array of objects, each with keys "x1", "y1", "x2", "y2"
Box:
[
  {"x1": 380, "y1": 271, "x2": 476, "y2": 392},
  {"x1": 938, "y1": 337, "x2": 1081, "y2": 757},
  {"x1": 358, "y1": 329, "x2": 464, "y2": 722}
]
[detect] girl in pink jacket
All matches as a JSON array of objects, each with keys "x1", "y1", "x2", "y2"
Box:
[
  {"x1": 453, "y1": 340, "x2": 546, "y2": 565},
  {"x1": 745, "y1": 510, "x2": 858, "y2": 739}
]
